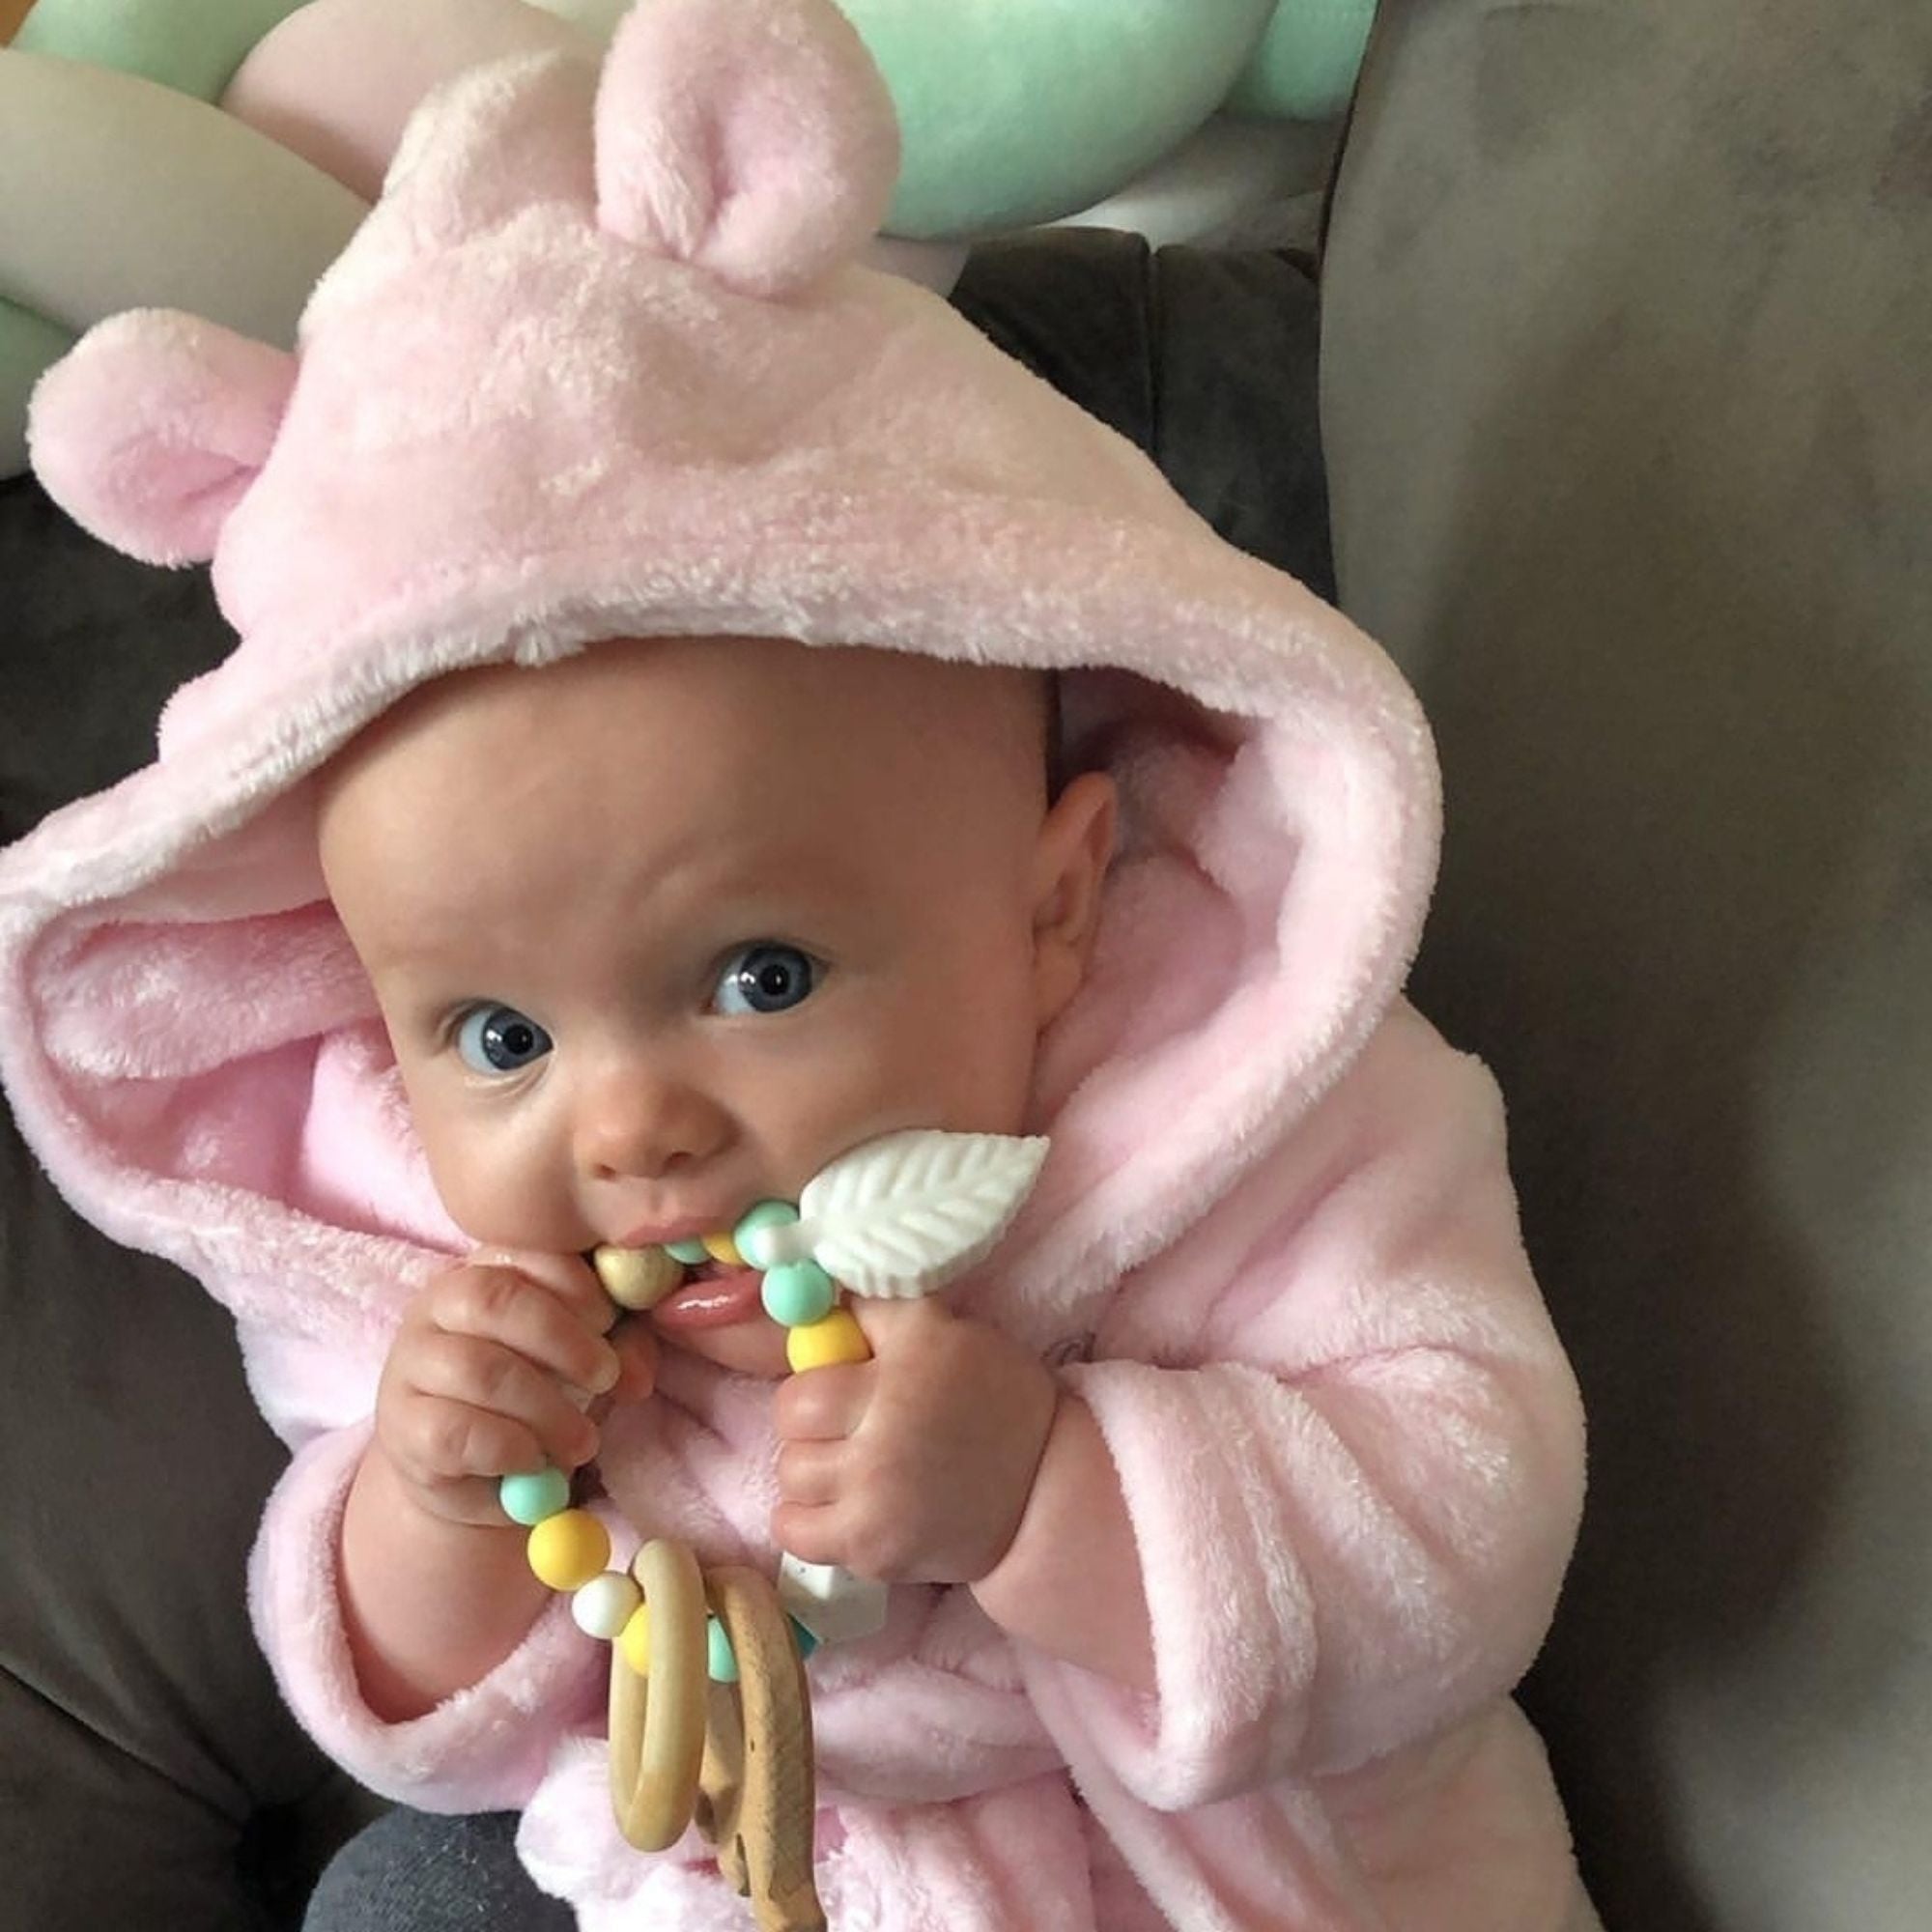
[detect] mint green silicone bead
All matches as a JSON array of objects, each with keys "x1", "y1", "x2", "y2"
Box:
[
  {"x1": 664, "y1": 1237, "x2": 709, "y2": 1265},
  {"x1": 734, "y1": 1199, "x2": 802, "y2": 1270},
  {"x1": 499, "y1": 1466, "x2": 571, "y2": 1526},
  {"x1": 761, "y1": 1259, "x2": 836, "y2": 1328},
  {"x1": 707, "y1": 1617, "x2": 739, "y2": 1684}
]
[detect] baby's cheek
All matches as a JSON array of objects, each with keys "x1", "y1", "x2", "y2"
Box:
[{"x1": 419, "y1": 1121, "x2": 575, "y2": 1252}]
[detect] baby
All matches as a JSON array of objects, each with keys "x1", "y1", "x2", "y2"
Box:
[
  {"x1": 321, "y1": 636, "x2": 1137, "y2": 1723},
  {"x1": 0, "y1": 3, "x2": 1595, "y2": 1928}
]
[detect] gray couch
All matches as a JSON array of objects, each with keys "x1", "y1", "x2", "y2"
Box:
[
  {"x1": 6, "y1": 2, "x2": 1930, "y2": 1924},
  {"x1": 1323, "y1": 2, "x2": 1932, "y2": 1925}
]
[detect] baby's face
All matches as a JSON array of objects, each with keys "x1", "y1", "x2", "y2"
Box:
[{"x1": 319, "y1": 637, "x2": 1113, "y2": 1376}]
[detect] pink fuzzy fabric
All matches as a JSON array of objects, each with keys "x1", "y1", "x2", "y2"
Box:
[{"x1": 1, "y1": 2, "x2": 1593, "y2": 1924}]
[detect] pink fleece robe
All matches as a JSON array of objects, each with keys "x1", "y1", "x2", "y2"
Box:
[{"x1": 0, "y1": 4, "x2": 1593, "y2": 1926}]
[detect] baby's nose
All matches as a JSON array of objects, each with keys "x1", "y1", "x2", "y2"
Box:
[{"x1": 576, "y1": 1071, "x2": 729, "y2": 1181}]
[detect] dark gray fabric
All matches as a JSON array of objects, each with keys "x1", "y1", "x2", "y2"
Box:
[
  {"x1": 952, "y1": 228, "x2": 1335, "y2": 603},
  {"x1": 1322, "y1": 3, "x2": 1932, "y2": 1927},
  {"x1": 0, "y1": 471, "x2": 364, "y2": 1928},
  {"x1": 304, "y1": 1811, "x2": 573, "y2": 1932},
  {"x1": 0, "y1": 474, "x2": 226, "y2": 838}
]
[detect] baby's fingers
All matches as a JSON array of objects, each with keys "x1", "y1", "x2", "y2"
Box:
[
  {"x1": 775, "y1": 1436, "x2": 844, "y2": 1509},
  {"x1": 608, "y1": 1317, "x2": 660, "y2": 1404},
  {"x1": 404, "y1": 1332, "x2": 600, "y2": 1473},
  {"x1": 429, "y1": 1263, "x2": 619, "y2": 1400},
  {"x1": 471, "y1": 1247, "x2": 616, "y2": 1335},
  {"x1": 383, "y1": 1388, "x2": 549, "y2": 1489}
]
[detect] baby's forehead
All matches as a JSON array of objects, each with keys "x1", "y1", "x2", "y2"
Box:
[
  {"x1": 326, "y1": 634, "x2": 1050, "y2": 805},
  {"x1": 316, "y1": 635, "x2": 1055, "y2": 939}
]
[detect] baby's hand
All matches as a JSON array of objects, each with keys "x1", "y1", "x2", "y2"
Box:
[
  {"x1": 373, "y1": 1250, "x2": 657, "y2": 1528},
  {"x1": 770, "y1": 1298, "x2": 1059, "y2": 1585}
]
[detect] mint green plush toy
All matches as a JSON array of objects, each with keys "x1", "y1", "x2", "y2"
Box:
[
  {"x1": 847, "y1": 0, "x2": 1280, "y2": 237},
  {"x1": 842, "y1": 0, "x2": 1378, "y2": 235},
  {"x1": 13, "y1": 0, "x2": 303, "y2": 98},
  {"x1": 0, "y1": 0, "x2": 1377, "y2": 477},
  {"x1": 527, "y1": 0, "x2": 1377, "y2": 233},
  {"x1": 2, "y1": 0, "x2": 320, "y2": 475},
  {"x1": 1232, "y1": 0, "x2": 1379, "y2": 122}
]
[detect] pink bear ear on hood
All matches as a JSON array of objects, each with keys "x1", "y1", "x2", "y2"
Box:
[
  {"x1": 593, "y1": 0, "x2": 900, "y2": 298},
  {"x1": 27, "y1": 312, "x2": 296, "y2": 568}
]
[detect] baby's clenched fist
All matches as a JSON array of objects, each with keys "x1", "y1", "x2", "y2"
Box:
[{"x1": 373, "y1": 1249, "x2": 655, "y2": 1526}]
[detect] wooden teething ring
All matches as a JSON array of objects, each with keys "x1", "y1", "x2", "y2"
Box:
[
  {"x1": 701, "y1": 1567, "x2": 822, "y2": 1931},
  {"x1": 609, "y1": 1538, "x2": 708, "y2": 1851},
  {"x1": 609, "y1": 1541, "x2": 825, "y2": 1932}
]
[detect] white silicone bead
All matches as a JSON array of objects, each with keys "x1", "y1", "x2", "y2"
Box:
[{"x1": 571, "y1": 1569, "x2": 643, "y2": 1640}]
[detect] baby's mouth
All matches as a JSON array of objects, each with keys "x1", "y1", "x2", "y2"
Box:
[
  {"x1": 648, "y1": 1258, "x2": 766, "y2": 1331},
  {"x1": 590, "y1": 1240, "x2": 772, "y2": 1332},
  {"x1": 594, "y1": 1204, "x2": 810, "y2": 1331}
]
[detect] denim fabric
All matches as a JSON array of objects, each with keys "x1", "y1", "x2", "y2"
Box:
[{"x1": 304, "y1": 1812, "x2": 571, "y2": 1932}]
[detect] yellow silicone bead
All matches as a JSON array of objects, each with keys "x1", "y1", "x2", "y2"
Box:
[
  {"x1": 700, "y1": 1230, "x2": 743, "y2": 1266},
  {"x1": 526, "y1": 1509, "x2": 611, "y2": 1592},
  {"x1": 785, "y1": 1306, "x2": 869, "y2": 1373},
  {"x1": 618, "y1": 1603, "x2": 651, "y2": 1675}
]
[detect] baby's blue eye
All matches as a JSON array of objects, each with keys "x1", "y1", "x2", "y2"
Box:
[
  {"x1": 455, "y1": 1005, "x2": 554, "y2": 1073},
  {"x1": 714, "y1": 944, "x2": 818, "y2": 1016}
]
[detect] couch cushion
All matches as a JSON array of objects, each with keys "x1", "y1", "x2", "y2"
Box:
[
  {"x1": 1321, "y1": 3, "x2": 1932, "y2": 1926},
  {"x1": 952, "y1": 226, "x2": 1333, "y2": 600},
  {"x1": 0, "y1": 471, "x2": 354, "y2": 1928}
]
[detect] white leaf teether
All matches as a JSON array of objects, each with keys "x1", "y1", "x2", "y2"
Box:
[{"x1": 789, "y1": 1127, "x2": 1047, "y2": 1300}]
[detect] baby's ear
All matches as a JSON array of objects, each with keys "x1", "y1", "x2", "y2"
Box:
[
  {"x1": 28, "y1": 311, "x2": 294, "y2": 566},
  {"x1": 1032, "y1": 771, "x2": 1120, "y2": 1031},
  {"x1": 593, "y1": 0, "x2": 899, "y2": 298}
]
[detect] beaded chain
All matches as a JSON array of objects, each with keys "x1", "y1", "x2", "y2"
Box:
[
  {"x1": 498, "y1": 1194, "x2": 873, "y2": 1683},
  {"x1": 494, "y1": 1129, "x2": 1051, "y2": 1683}
]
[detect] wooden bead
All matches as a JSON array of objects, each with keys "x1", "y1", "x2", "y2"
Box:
[{"x1": 591, "y1": 1244, "x2": 685, "y2": 1311}]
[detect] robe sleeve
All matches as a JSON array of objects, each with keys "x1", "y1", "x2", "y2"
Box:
[
  {"x1": 235, "y1": 1313, "x2": 610, "y2": 1809},
  {"x1": 1022, "y1": 1013, "x2": 1586, "y2": 1812}
]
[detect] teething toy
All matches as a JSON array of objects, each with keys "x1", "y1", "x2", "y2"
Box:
[
  {"x1": 597, "y1": 1544, "x2": 819, "y2": 1926},
  {"x1": 500, "y1": 1127, "x2": 1046, "y2": 1918}
]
